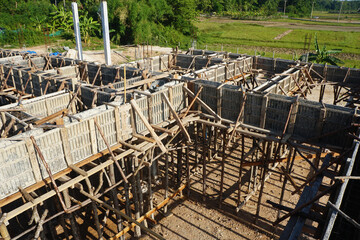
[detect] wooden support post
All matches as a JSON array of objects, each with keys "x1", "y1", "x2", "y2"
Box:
[
  {"x1": 176, "y1": 146, "x2": 183, "y2": 187},
  {"x1": 130, "y1": 174, "x2": 141, "y2": 237},
  {"x1": 237, "y1": 134, "x2": 245, "y2": 206},
  {"x1": 63, "y1": 189, "x2": 81, "y2": 240},
  {"x1": 123, "y1": 158, "x2": 131, "y2": 217},
  {"x1": 219, "y1": 129, "x2": 226, "y2": 208},
  {"x1": 30, "y1": 136, "x2": 68, "y2": 213},
  {"x1": 148, "y1": 164, "x2": 155, "y2": 220},
  {"x1": 130, "y1": 100, "x2": 167, "y2": 153},
  {"x1": 34, "y1": 209, "x2": 48, "y2": 239},
  {"x1": 202, "y1": 123, "x2": 207, "y2": 201},
  {"x1": 255, "y1": 142, "x2": 270, "y2": 224},
  {"x1": 186, "y1": 142, "x2": 190, "y2": 197},
  {"x1": 0, "y1": 209, "x2": 10, "y2": 240},
  {"x1": 227, "y1": 94, "x2": 247, "y2": 148},
  {"x1": 182, "y1": 86, "x2": 203, "y2": 119},
  {"x1": 194, "y1": 122, "x2": 199, "y2": 169},
  {"x1": 108, "y1": 163, "x2": 124, "y2": 234},
  {"x1": 277, "y1": 147, "x2": 294, "y2": 218},
  {"x1": 164, "y1": 153, "x2": 169, "y2": 214},
  {"x1": 91, "y1": 201, "x2": 102, "y2": 239},
  {"x1": 80, "y1": 190, "x2": 165, "y2": 240},
  {"x1": 124, "y1": 66, "x2": 127, "y2": 103},
  {"x1": 183, "y1": 86, "x2": 221, "y2": 121},
  {"x1": 1, "y1": 117, "x2": 15, "y2": 138},
  {"x1": 161, "y1": 92, "x2": 191, "y2": 142},
  {"x1": 93, "y1": 118, "x2": 128, "y2": 183}
]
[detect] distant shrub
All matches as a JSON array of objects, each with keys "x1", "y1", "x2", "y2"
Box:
[{"x1": 0, "y1": 28, "x2": 44, "y2": 47}]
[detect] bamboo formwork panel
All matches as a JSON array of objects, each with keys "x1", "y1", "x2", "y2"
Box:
[
  {"x1": 0, "y1": 82, "x2": 185, "y2": 201},
  {"x1": 0, "y1": 49, "x2": 25, "y2": 58},
  {"x1": 0, "y1": 91, "x2": 73, "y2": 118},
  {"x1": 193, "y1": 80, "x2": 358, "y2": 148},
  {"x1": 182, "y1": 56, "x2": 253, "y2": 83}
]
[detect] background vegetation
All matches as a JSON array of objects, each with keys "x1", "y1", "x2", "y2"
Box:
[
  {"x1": 0, "y1": 0, "x2": 359, "y2": 67},
  {"x1": 1, "y1": 0, "x2": 359, "y2": 48}
]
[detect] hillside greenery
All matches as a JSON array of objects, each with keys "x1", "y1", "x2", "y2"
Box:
[{"x1": 0, "y1": 0, "x2": 359, "y2": 48}]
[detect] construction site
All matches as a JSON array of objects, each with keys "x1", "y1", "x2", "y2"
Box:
[{"x1": 1, "y1": 2, "x2": 360, "y2": 240}]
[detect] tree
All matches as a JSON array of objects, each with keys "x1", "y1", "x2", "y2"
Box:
[
  {"x1": 299, "y1": 34, "x2": 344, "y2": 66},
  {"x1": 80, "y1": 14, "x2": 100, "y2": 44},
  {"x1": 30, "y1": 16, "x2": 47, "y2": 32},
  {"x1": 49, "y1": 5, "x2": 73, "y2": 33}
]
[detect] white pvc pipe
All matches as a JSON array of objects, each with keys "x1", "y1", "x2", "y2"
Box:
[
  {"x1": 71, "y1": 1, "x2": 83, "y2": 60},
  {"x1": 101, "y1": 0, "x2": 112, "y2": 65}
]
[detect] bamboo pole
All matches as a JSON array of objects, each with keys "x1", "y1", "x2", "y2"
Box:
[{"x1": 80, "y1": 190, "x2": 165, "y2": 240}]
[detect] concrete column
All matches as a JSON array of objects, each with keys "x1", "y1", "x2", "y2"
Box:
[
  {"x1": 101, "y1": 0, "x2": 112, "y2": 65},
  {"x1": 71, "y1": 1, "x2": 83, "y2": 60}
]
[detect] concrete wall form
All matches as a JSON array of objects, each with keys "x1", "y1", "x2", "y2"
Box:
[
  {"x1": 125, "y1": 55, "x2": 172, "y2": 72},
  {"x1": 0, "y1": 82, "x2": 185, "y2": 200},
  {"x1": 254, "y1": 56, "x2": 360, "y2": 84},
  {"x1": 254, "y1": 66, "x2": 299, "y2": 94},
  {"x1": 194, "y1": 80, "x2": 357, "y2": 148},
  {"x1": 182, "y1": 57, "x2": 253, "y2": 83}
]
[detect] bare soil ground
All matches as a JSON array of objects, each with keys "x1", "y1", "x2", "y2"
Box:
[
  {"x1": 12, "y1": 45, "x2": 173, "y2": 65},
  {"x1": 140, "y1": 140, "x2": 331, "y2": 240}
]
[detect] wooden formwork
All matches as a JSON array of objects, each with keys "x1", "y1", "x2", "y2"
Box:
[{"x1": 0, "y1": 49, "x2": 359, "y2": 240}]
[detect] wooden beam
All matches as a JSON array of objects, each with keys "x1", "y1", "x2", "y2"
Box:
[
  {"x1": 68, "y1": 164, "x2": 88, "y2": 177},
  {"x1": 130, "y1": 100, "x2": 167, "y2": 153},
  {"x1": 1, "y1": 117, "x2": 15, "y2": 138},
  {"x1": 280, "y1": 166, "x2": 301, "y2": 193},
  {"x1": 0, "y1": 109, "x2": 25, "y2": 112},
  {"x1": 227, "y1": 94, "x2": 246, "y2": 148},
  {"x1": 133, "y1": 133, "x2": 156, "y2": 143},
  {"x1": 150, "y1": 124, "x2": 175, "y2": 135},
  {"x1": 183, "y1": 86, "x2": 221, "y2": 121},
  {"x1": 34, "y1": 109, "x2": 68, "y2": 126},
  {"x1": 161, "y1": 92, "x2": 191, "y2": 142},
  {"x1": 119, "y1": 140, "x2": 143, "y2": 152},
  {"x1": 181, "y1": 86, "x2": 203, "y2": 119}
]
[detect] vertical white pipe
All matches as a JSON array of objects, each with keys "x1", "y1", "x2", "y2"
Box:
[
  {"x1": 101, "y1": 0, "x2": 112, "y2": 65},
  {"x1": 71, "y1": 1, "x2": 83, "y2": 60}
]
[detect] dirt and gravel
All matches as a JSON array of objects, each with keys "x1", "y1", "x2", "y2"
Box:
[
  {"x1": 13, "y1": 45, "x2": 173, "y2": 65},
  {"x1": 138, "y1": 142, "x2": 328, "y2": 240}
]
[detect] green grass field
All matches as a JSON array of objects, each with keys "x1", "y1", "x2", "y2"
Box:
[
  {"x1": 312, "y1": 11, "x2": 360, "y2": 21},
  {"x1": 196, "y1": 18, "x2": 360, "y2": 68},
  {"x1": 273, "y1": 18, "x2": 360, "y2": 27}
]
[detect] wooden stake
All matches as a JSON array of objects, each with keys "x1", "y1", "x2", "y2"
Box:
[
  {"x1": 130, "y1": 99, "x2": 167, "y2": 153},
  {"x1": 93, "y1": 118, "x2": 128, "y2": 183},
  {"x1": 219, "y1": 129, "x2": 226, "y2": 208},
  {"x1": 202, "y1": 123, "x2": 207, "y2": 201},
  {"x1": 161, "y1": 92, "x2": 191, "y2": 142}
]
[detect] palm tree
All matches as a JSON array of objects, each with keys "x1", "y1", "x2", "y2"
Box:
[
  {"x1": 30, "y1": 16, "x2": 47, "y2": 32},
  {"x1": 299, "y1": 34, "x2": 344, "y2": 66},
  {"x1": 50, "y1": 5, "x2": 73, "y2": 33},
  {"x1": 80, "y1": 14, "x2": 100, "y2": 44}
]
